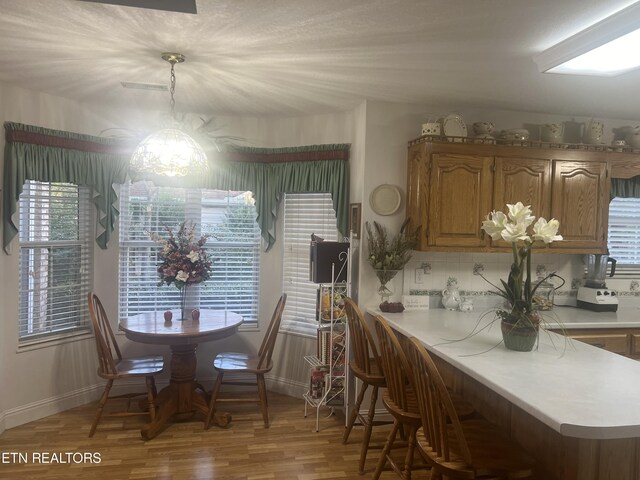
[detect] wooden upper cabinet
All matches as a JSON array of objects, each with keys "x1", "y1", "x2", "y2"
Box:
[
  {"x1": 406, "y1": 142, "x2": 429, "y2": 250},
  {"x1": 405, "y1": 140, "x2": 613, "y2": 253},
  {"x1": 551, "y1": 160, "x2": 609, "y2": 251},
  {"x1": 427, "y1": 152, "x2": 493, "y2": 247},
  {"x1": 492, "y1": 156, "x2": 552, "y2": 249}
]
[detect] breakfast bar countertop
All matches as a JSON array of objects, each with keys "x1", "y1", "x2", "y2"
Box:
[{"x1": 368, "y1": 307, "x2": 640, "y2": 440}]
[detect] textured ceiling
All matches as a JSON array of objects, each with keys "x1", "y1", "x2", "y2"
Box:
[{"x1": 1, "y1": 0, "x2": 640, "y2": 118}]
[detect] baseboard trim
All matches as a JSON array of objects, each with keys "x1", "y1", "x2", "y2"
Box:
[
  {"x1": 1, "y1": 374, "x2": 311, "y2": 431},
  {"x1": 4, "y1": 384, "x2": 102, "y2": 429}
]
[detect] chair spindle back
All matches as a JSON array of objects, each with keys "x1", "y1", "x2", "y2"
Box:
[
  {"x1": 374, "y1": 315, "x2": 414, "y2": 412},
  {"x1": 344, "y1": 298, "x2": 380, "y2": 375},
  {"x1": 88, "y1": 292, "x2": 121, "y2": 376},
  {"x1": 405, "y1": 336, "x2": 473, "y2": 466},
  {"x1": 257, "y1": 293, "x2": 287, "y2": 370}
]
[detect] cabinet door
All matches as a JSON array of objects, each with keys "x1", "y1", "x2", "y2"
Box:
[
  {"x1": 428, "y1": 153, "x2": 493, "y2": 247},
  {"x1": 493, "y1": 157, "x2": 552, "y2": 249},
  {"x1": 551, "y1": 161, "x2": 609, "y2": 251},
  {"x1": 406, "y1": 143, "x2": 429, "y2": 250}
]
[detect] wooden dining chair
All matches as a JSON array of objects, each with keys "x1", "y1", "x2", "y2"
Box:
[
  {"x1": 87, "y1": 292, "x2": 165, "y2": 437},
  {"x1": 205, "y1": 293, "x2": 287, "y2": 429},
  {"x1": 405, "y1": 336, "x2": 535, "y2": 479},
  {"x1": 372, "y1": 314, "x2": 429, "y2": 480},
  {"x1": 342, "y1": 298, "x2": 389, "y2": 474}
]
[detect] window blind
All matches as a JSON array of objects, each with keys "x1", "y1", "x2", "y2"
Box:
[
  {"x1": 608, "y1": 196, "x2": 640, "y2": 275},
  {"x1": 282, "y1": 193, "x2": 338, "y2": 336},
  {"x1": 118, "y1": 182, "x2": 260, "y2": 324},
  {"x1": 18, "y1": 181, "x2": 92, "y2": 341}
]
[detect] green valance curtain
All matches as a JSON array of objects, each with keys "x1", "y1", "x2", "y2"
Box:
[
  {"x1": 611, "y1": 176, "x2": 640, "y2": 199},
  {"x1": 3, "y1": 122, "x2": 131, "y2": 253},
  {"x1": 204, "y1": 145, "x2": 350, "y2": 250},
  {"x1": 3, "y1": 122, "x2": 350, "y2": 253}
]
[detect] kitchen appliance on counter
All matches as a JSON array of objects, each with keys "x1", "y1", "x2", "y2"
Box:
[{"x1": 577, "y1": 254, "x2": 618, "y2": 312}]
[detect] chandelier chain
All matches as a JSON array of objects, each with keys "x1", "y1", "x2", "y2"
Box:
[{"x1": 169, "y1": 62, "x2": 176, "y2": 119}]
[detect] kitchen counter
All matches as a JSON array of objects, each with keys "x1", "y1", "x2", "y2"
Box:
[
  {"x1": 369, "y1": 307, "x2": 640, "y2": 479},
  {"x1": 369, "y1": 307, "x2": 640, "y2": 439}
]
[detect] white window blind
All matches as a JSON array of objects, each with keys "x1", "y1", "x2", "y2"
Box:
[
  {"x1": 282, "y1": 193, "x2": 338, "y2": 336},
  {"x1": 608, "y1": 197, "x2": 640, "y2": 274},
  {"x1": 118, "y1": 182, "x2": 260, "y2": 324},
  {"x1": 18, "y1": 181, "x2": 92, "y2": 341}
]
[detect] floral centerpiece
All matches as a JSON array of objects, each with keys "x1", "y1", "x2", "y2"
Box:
[
  {"x1": 481, "y1": 202, "x2": 562, "y2": 351},
  {"x1": 366, "y1": 220, "x2": 419, "y2": 306},
  {"x1": 148, "y1": 221, "x2": 214, "y2": 319}
]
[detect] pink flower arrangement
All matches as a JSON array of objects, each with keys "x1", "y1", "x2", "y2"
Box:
[{"x1": 148, "y1": 221, "x2": 214, "y2": 289}]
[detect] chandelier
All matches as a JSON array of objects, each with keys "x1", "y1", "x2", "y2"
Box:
[{"x1": 130, "y1": 53, "x2": 209, "y2": 177}]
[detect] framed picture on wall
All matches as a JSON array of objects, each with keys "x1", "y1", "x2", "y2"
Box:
[{"x1": 349, "y1": 203, "x2": 362, "y2": 239}]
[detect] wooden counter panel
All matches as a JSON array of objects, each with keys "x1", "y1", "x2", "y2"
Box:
[
  {"x1": 428, "y1": 341, "x2": 640, "y2": 480},
  {"x1": 569, "y1": 333, "x2": 629, "y2": 355},
  {"x1": 550, "y1": 327, "x2": 640, "y2": 358},
  {"x1": 630, "y1": 334, "x2": 640, "y2": 356}
]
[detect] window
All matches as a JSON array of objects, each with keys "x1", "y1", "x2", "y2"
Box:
[
  {"x1": 118, "y1": 181, "x2": 261, "y2": 324},
  {"x1": 281, "y1": 193, "x2": 339, "y2": 336},
  {"x1": 18, "y1": 181, "x2": 92, "y2": 341},
  {"x1": 608, "y1": 197, "x2": 640, "y2": 274}
]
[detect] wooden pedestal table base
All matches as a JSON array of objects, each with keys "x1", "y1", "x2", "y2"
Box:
[
  {"x1": 141, "y1": 344, "x2": 232, "y2": 440},
  {"x1": 119, "y1": 309, "x2": 243, "y2": 440}
]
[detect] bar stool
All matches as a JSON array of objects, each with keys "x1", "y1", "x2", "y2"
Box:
[
  {"x1": 373, "y1": 314, "x2": 429, "y2": 480},
  {"x1": 342, "y1": 298, "x2": 389, "y2": 474},
  {"x1": 405, "y1": 336, "x2": 535, "y2": 479}
]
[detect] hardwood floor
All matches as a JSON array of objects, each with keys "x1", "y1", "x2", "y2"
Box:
[{"x1": 0, "y1": 393, "x2": 432, "y2": 479}]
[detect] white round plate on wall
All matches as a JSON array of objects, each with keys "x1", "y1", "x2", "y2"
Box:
[{"x1": 369, "y1": 184, "x2": 402, "y2": 215}]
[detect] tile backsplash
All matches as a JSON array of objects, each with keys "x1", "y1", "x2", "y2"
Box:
[{"x1": 396, "y1": 252, "x2": 640, "y2": 309}]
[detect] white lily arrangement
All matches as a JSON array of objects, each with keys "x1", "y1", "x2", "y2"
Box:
[{"x1": 481, "y1": 202, "x2": 562, "y2": 324}]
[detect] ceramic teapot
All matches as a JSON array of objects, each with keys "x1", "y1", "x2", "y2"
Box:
[{"x1": 441, "y1": 278, "x2": 461, "y2": 311}]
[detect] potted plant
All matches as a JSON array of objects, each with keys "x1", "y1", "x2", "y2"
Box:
[
  {"x1": 365, "y1": 220, "x2": 419, "y2": 309},
  {"x1": 480, "y1": 202, "x2": 562, "y2": 351}
]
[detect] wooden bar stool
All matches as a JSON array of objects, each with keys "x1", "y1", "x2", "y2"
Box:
[
  {"x1": 405, "y1": 336, "x2": 535, "y2": 479},
  {"x1": 342, "y1": 298, "x2": 389, "y2": 474},
  {"x1": 373, "y1": 315, "x2": 429, "y2": 480}
]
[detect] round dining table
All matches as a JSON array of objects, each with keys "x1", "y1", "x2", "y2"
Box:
[{"x1": 119, "y1": 309, "x2": 243, "y2": 440}]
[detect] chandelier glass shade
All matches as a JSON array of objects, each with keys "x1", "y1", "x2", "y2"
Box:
[
  {"x1": 130, "y1": 128, "x2": 208, "y2": 177},
  {"x1": 130, "y1": 52, "x2": 209, "y2": 177}
]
